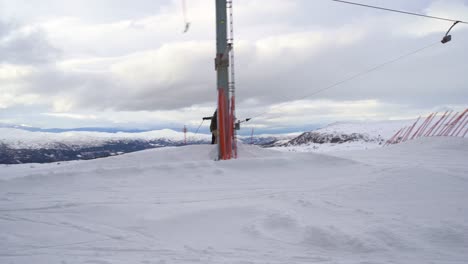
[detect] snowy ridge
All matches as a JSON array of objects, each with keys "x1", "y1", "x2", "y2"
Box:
[
  {"x1": 1, "y1": 137, "x2": 467, "y2": 263},
  {"x1": 275, "y1": 119, "x2": 416, "y2": 152},
  {"x1": 314, "y1": 119, "x2": 415, "y2": 138},
  {"x1": 238, "y1": 132, "x2": 302, "y2": 146},
  {"x1": 0, "y1": 127, "x2": 300, "y2": 164},
  {"x1": 0, "y1": 128, "x2": 211, "y2": 149},
  {"x1": 0, "y1": 128, "x2": 212, "y2": 164}
]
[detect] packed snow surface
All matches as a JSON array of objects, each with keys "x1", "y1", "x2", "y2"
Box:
[{"x1": 1, "y1": 137, "x2": 467, "y2": 263}]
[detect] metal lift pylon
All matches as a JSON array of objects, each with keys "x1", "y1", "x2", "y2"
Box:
[{"x1": 215, "y1": 0, "x2": 236, "y2": 160}]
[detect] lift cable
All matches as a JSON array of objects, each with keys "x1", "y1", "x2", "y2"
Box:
[
  {"x1": 246, "y1": 14, "x2": 463, "y2": 123},
  {"x1": 331, "y1": 0, "x2": 468, "y2": 25},
  {"x1": 247, "y1": 41, "x2": 440, "y2": 122},
  {"x1": 192, "y1": 0, "x2": 465, "y2": 128},
  {"x1": 194, "y1": 119, "x2": 205, "y2": 134}
]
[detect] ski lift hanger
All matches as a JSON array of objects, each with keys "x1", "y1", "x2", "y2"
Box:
[
  {"x1": 441, "y1": 21, "x2": 461, "y2": 44},
  {"x1": 182, "y1": 0, "x2": 190, "y2": 33}
]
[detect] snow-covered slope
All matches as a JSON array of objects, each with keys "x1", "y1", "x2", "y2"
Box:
[
  {"x1": 238, "y1": 132, "x2": 302, "y2": 146},
  {"x1": 1, "y1": 137, "x2": 467, "y2": 264},
  {"x1": 313, "y1": 120, "x2": 416, "y2": 138},
  {"x1": 275, "y1": 119, "x2": 416, "y2": 152}
]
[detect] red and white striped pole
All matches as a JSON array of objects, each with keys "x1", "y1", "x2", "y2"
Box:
[
  {"x1": 385, "y1": 128, "x2": 403, "y2": 146},
  {"x1": 447, "y1": 109, "x2": 468, "y2": 136},
  {"x1": 438, "y1": 112, "x2": 458, "y2": 136},
  {"x1": 454, "y1": 111, "x2": 468, "y2": 137},
  {"x1": 402, "y1": 117, "x2": 420, "y2": 142},
  {"x1": 432, "y1": 111, "x2": 452, "y2": 136},
  {"x1": 427, "y1": 111, "x2": 448, "y2": 137}
]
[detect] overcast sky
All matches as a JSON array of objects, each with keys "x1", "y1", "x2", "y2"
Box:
[{"x1": 0, "y1": 0, "x2": 467, "y2": 133}]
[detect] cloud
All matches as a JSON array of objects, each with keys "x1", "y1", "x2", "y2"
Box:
[
  {"x1": 0, "y1": 0, "x2": 467, "y2": 130},
  {"x1": 42, "y1": 112, "x2": 98, "y2": 120},
  {"x1": 0, "y1": 20, "x2": 60, "y2": 64},
  {"x1": 0, "y1": 93, "x2": 40, "y2": 109},
  {"x1": 239, "y1": 99, "x2": 396, "y2": 129},
  {"x1": 0, "y1": 64, "x2": 35, "y2": 80},
  {"x1": 7, "y1": 41, "x2": 215, "y2": 112}
]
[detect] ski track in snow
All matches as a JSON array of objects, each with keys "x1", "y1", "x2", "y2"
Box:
[{"x1": 0, "y1": 138, "x2": 467, "y2": 264}]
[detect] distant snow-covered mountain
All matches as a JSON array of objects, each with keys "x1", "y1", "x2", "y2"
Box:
[
  {"x1": 0, "y1": 128, "x2": 210, "y2": 149},
  {"x1": 238, "y1": 132, "x2": 302, "y2": 147},
  {"x1": 274, "y1": 120, "x2": 416, "y2": 152},
  {"x1": 0, "y1": 119, "x2": 420, "y2": 163},
  {"x1": 0, "y1": 123, "x2": 155, "y2": 133},
  {"x1": 0, "y1": 128, "x2": 212, "y2": 164}
]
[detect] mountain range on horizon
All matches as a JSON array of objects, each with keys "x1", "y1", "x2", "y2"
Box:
[
  {"x1": 0, "y1": 123, "x2": 177, "y2": 134},
  {"x1": 0, "y1": 118, "x2": 422, "y2": 164},
  {"x1": 0, "y1": 122, "x2": 323, "y2": 136}
]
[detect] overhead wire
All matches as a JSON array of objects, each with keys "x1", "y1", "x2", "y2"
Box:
[
  {"x1": 248, "y1": 41, "x2": 440, "y2": 121},
  {"x1": 245, "y1": 1, "x2": 467, "y2": 123},
  {"x1": 331, "y1": 0, "x2": 468, "y2": 24},
  {"x1": 191, "y1": 0, "x2": 464, "y2": 128},
  {"x1": 194, "y1": 119, "x2": 205, "y2": 135}
]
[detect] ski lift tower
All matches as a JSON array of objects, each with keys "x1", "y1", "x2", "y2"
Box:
[{"x1": 215, "y1": 0, "x2": 236, "y2": 160}]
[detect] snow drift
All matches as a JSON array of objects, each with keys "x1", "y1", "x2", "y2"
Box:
[{"x1": 1, "y1": 137, "x2": 467, "y2": 264}]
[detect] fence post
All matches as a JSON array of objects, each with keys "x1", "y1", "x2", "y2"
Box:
[
  {"x1": 417, "y1": 113, "x2": 434, "y2": 137},
  {"x1": 448, "y1": 109, "x2": 468, "y2": 136},
  {"x1": 455, "y1": 114, "x2": 468, "y2": 137},
  {"x1": 385, "y1": 128, "x2": 403, "y2": 146},
  {"x1": 438, "y1": 112, "x2": 458, "y2": 136},
  {"x1": 403, "y1": 117, "x2": 420, "y2": 142},
  {"x1": 432, "y1": 111, "x2": 452, "y2": 136}
]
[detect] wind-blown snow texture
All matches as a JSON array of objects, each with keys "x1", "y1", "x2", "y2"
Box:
[{"x1": 1, "y1": 137, "x2": 467, "y2": 264}]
